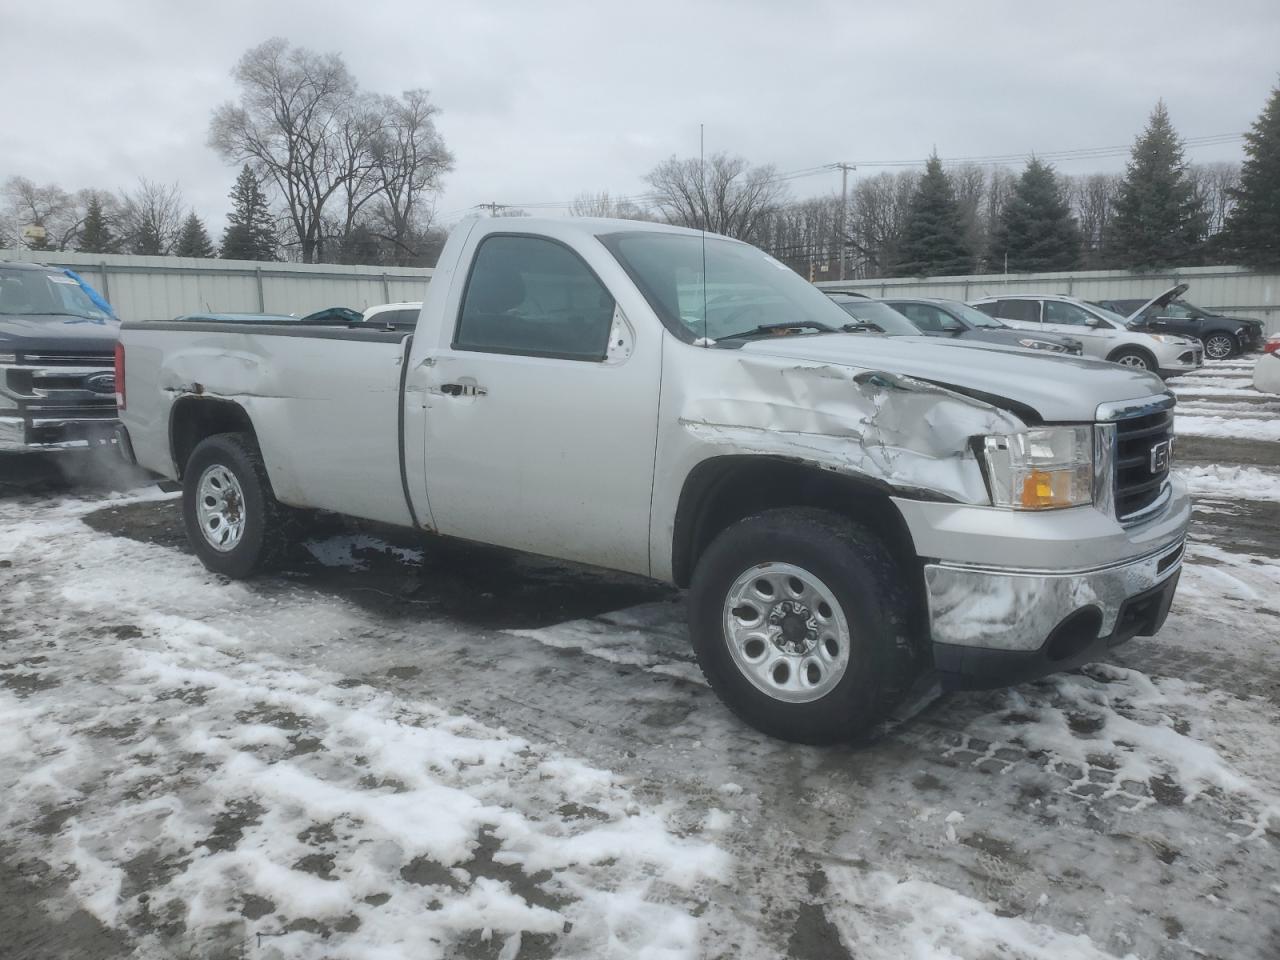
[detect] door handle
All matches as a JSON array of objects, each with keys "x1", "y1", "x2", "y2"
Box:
[{"x1": 440, "y1": 382, "x2": 487, "y2": 397}]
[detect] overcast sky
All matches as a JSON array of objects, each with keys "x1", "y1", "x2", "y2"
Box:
[{"x1": 4, "y1": 0, "x2": 1278, "y2": 234}]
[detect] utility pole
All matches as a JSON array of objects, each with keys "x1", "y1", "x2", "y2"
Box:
[
  {"x1": 477, "y1": 202, "x2": 507, "y2": 217},
  {"x1": 828, "y1": 163, "x2": 856, "y2": 281}
]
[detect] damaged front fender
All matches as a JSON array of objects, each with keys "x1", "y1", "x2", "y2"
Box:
[{"x1": 674, "y1": 355, "x2": 1025, "y2": 506}]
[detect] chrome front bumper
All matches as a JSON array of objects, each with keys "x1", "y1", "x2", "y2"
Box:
[
  {"x1": 924, "y1": 538, "x2": 1185, "y2": 652},
  {"x1": 0, "y1": 414, "x2": 118, "y2": 452}
]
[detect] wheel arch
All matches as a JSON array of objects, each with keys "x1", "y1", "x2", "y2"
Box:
[
  {"x1": 169, "y1": 396, "x2": 258, "y2": 479},
  {"x1": 1106, "y1": 343, "x2": 1159, "y2": 369},
  {"x1": 670, "y1": 456, "x2": 921, "y2": 591}
]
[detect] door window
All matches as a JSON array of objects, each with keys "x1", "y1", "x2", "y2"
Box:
[
  {"x1": 895, "y1": 303, "x2": 955, "y2": 332},
  {"x1": 995, "y1": 299, "x2": 1042, "y2": 323},
  {"x1": 1042, "y1": 300, "x2": 1094, "y2": 326},
  {"x1": 456, "y1": 235, "x2": 615, "y2": 361}
]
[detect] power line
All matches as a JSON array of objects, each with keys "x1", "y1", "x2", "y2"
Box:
[{"x1": 443, "y1": 133, "x2": 1245, "y2": 219}]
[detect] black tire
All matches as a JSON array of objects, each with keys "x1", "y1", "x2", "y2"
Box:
[
  {"x1": 1203, "y1": 332, "x2": 1236, "y2": 360},
  {"x1": 688, "y1": 507, "x2": 923, "y2": 744},
  {"x1": 182, "y1": 432, "x2": 291, "y2": 578},
  {"x1": 1107, "y1": 347, "x2": 1155, "y2": 371}
]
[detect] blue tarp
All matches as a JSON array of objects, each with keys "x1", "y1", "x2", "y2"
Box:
[{"x1": 61, "y1": 268, "x2": 117, "y2": 323}]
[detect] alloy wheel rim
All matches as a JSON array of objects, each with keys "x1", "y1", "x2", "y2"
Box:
[
  {"x1": 1117, "y1": 354, "x2": 1148, "y2": 368},
  {"x1": 722, "y1": 562, "x2": 851, "y2": 703},
  {"x1": 195, "y1": 464, "x2": 247, "y2": 552},
  {"x1": 1205, "y1": 335, "x2": 1233, "y2": 360}
]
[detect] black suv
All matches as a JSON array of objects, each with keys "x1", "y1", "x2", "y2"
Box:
[
  {"x1": 0, "y1": 261, "x2": 120, "y2": 450},
  {"x1": 1098, "y1": 286, "x2": 1264, "y2": 360}
]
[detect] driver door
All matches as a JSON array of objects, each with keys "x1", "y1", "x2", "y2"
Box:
[{"x1": 419, "y1": 233, "x2": 661, "y2": 576}]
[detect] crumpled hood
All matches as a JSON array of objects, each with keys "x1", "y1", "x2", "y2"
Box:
[
  {"x1": 739, "y1": 334, "x2": 1167, "y2": 422},
  {"x1": 0, "y1": 313, "x2": 121, "y2": 351}
]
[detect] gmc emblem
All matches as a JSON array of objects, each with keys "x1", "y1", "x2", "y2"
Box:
[{"x1": 1149, "y1": 439, "x2": 1172, "y2": 473}]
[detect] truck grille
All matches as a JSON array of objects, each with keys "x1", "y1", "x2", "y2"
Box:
[
  {"x1": 2, "y1": 348, "x2": 117, "y2": 445},
  {"x1": 1113, "y1": 408, "x2": 1174, "y2": 522}
]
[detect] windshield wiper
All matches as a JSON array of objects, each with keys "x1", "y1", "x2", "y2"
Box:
[
  {"x1": 718, "y1": 321, "x2": 836, "y2": 340},
  {"x1": 841, "y1": 321, "x2": 884, "y2": 334}
]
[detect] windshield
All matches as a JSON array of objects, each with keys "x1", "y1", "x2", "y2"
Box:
[
  {"x1": 1084, "y1": 302, "x2": 1129, "y2": 327},
  {"x1": 838, "y1": 300, "x2": 921, "y2": 336},
  {"x1": 0, "y1": 267, "x2": 115, "y2": 323},
  {"x1": 941, "y1": 300, "x2": 1007, "y2": 328},
  {"x1": 599, "y1": 231, "x2": 852, "y2": 341}
]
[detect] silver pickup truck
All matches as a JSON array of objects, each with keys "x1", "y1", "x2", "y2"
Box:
[{"x1": 116, "y1": 218, "x2": 1190, "y2": 743}]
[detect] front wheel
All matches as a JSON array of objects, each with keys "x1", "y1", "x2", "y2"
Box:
[
  {"x1": 1109, "y1": 348, "x2": 1153, "y2": 371},
  {"x1": 1203, "y1": 333, "x2": 1236, "y2": 360},
  {"x1": 182, "y1": 432, "x2": 291, "y2": 578},
  {"x1": 688, "y1": 508, "x2": 922, "y2": 744}
]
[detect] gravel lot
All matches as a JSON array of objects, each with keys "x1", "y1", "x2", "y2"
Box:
[{"x1": 1, "y1": 358, "x2": 1278, "y2": 960}]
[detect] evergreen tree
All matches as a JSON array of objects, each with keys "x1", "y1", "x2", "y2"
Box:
[
  {"x1": 1222, "y1": 82, "x2": 1280, "y2": 267},
  {"x1": 78, "y1": 196, "x2": 114, "y2": 253},
  {"x1": 990, "y1": 158, "x2": 1081, "y2": 272},
  {"x1": 175, "y1": 212, "x2": 215, "y2": 258},
  {"x1": 1106, "y1": 101, "x2": 1206, "y2": 268},
  {"x1": 220, "y1": 165, "x2": 277, "y2": 261},
  {"x1": 890, "y1": 154, "x2": 973, "y2": 276}
]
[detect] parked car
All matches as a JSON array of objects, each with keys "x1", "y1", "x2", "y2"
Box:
[
  {"x1": 116, "y1": 218, "x2": 1189, "y2": 744},
  {"x1": 363, "y1": 301, "x2": 423, "y2": 329},
  {"x1": 881, "y1": 297, "x2": 1083, "y2": 355},
  {"x1": 825, "y1": 294, "x2": 923, "y2": 336},
  {"x1": 1098, "y1": 287, "x2": 1265, "y2": 360},
  {"x1": 970, "y1": 293, "x2": 1202, "y2": 376},
  {"x1": 1254, "y1": 336, "x2": 1280, "y2": 394},
  {"x1": 0, "y1": 261, "x2": 119, "y2": 451}
]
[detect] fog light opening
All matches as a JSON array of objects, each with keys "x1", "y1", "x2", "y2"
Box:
[{"x1": 1044, "y1": 607, "x2": 1103, "y2": 663}]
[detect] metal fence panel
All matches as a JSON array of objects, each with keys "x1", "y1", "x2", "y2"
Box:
[{"x1": 8, "y1": 250, "x2": 434, "y2": 322}]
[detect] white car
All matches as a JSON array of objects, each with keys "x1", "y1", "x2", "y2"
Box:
[
  {"x1": 970, "y1": 290, "x2": 1202, "y2": 377},
  {"x1": 1254, "y1": 338, "x2": 1280, "y2": 394},
  {"x1": 362, "y1": 301, "x2": 423, "y2": 329}
]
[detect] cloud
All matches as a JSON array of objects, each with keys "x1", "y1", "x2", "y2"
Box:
[{"x1": 3, "y1": 0, "x2": 1275, "y2": 232}]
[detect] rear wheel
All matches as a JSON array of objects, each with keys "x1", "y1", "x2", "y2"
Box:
[
  {"x1": 688, "y1": 508, "x2": 922, "y2": 744},
  {"x1": 1203, "y1": 332, "x2": 1236, "y2": 360},
  {"x1": 1109, "y1": 347, "x2": 1153, "y2": 371},
  {"x1": 182, "y1": 432, "x2": 292, "y2": 578}
]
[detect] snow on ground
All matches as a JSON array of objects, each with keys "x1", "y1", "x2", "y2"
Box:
[
  {"x1": 2, "y1": 358, "x2": 1279, "y2": 959},
  {"x1": 1175, "y1": 414, "x2": 1280, "y2": 441},
  {"x1": 1176, "y1": 464, "x2": 1280, "y2": 501},
  {"x1": 0, "y1": 493, "x2": 729, "y2": 959}
]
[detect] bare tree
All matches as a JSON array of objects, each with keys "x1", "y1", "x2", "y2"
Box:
[
  {"x1": 209, "y1": 38, "x2": 361, "y2": 263},
  {"x1": 115, "y1": 179, "x2": 186, "y2": 255},
  {"x1": 365, "y1": 89, "x2": 455, "y2": 263},
  {"x1": 1065, "y1": 173, "x2": 1121, "y2": 268},
  {"x1": 1189, "y1": 161, "x2": 1240, "y2": 237},
  {"x1": 4, "y1": 177, "x2": 85, "y2": 250},
  {"x1": 951, "y1": 162, "x2": 989, "y2": 266},
  {"x1": 568, "y1": 190, "x2": 650, "y2": 220},
  {"x1": 644, "y1": 153, "x2": 787, "y2": 242},
  {"x1": 844, "y1": 171, "x2": 918, "y2": 277}
]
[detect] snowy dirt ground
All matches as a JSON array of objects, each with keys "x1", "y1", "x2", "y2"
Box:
[{"x1": 2, "y1": 358, "x2": 1279, "y2": 960}]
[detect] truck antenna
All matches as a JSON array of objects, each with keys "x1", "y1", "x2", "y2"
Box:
[{"x1": 700, "y1": 123, "x2": 709, "y2": 347}]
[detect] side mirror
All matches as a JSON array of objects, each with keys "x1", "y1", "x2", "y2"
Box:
[{"x1": 940, "y1": 322, "x2": 964, "y2": 335}]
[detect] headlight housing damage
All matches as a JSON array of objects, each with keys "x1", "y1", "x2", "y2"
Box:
[{"x1": 981, "y1": 425, "x2": 1093, "y2": 510}]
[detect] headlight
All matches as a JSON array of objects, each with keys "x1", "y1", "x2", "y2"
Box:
[
  {"x1": 980, "y1": 425, "x2": 1094, "y2": 510},
  {"x1": 1149, "y1": 334, "x2": 1183, "y2": 344},
  {"x1": 1017, "y1": 338, "x2": 1067, "y2": 353}
]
